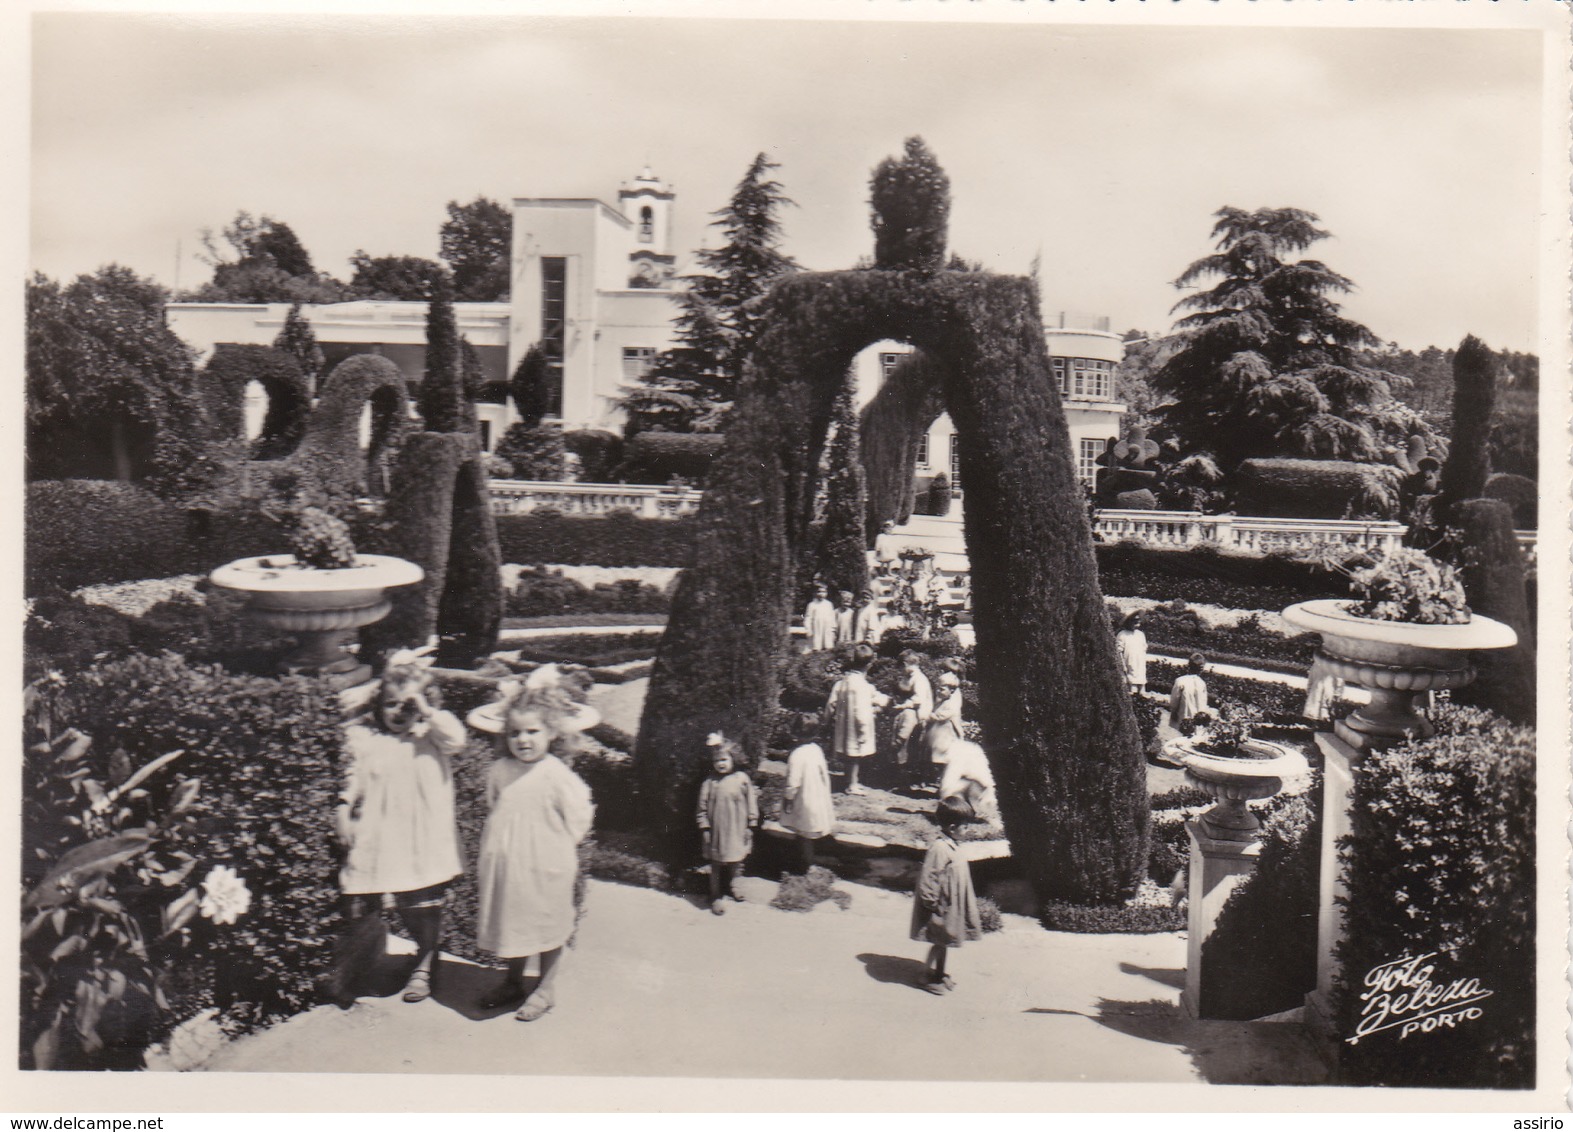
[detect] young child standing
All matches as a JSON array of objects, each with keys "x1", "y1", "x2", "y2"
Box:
[
  {"x1": 827, "y1": 643, "x2": 889, "y2": 796},
  {"x1": 833, "y1": 590, "x2": 856, "y2": 647},
  {"x1": 696, "y1": 734, "x2": 760, "y2": 915},
  {"x1": 853, "y1": 589, "x2": 883, "y2": 645},
  {"x1": 924, "y1": 667, "x2": 965, "y2": 784},
  {"x1": 469, "y1": 668, "x2": 598, "y2": 1022},
  {"x1": 891, "y1": 650, "x2": 934, "y2": 775},
  {"x1": 780, "y1": 712, "x2": 833, "y2": 871},
  {"x1": 911, "y1": 797, "x2": 982, "y2": 995},
  {"x1": 1169, "y1": 653, "x2": 1211, "y2": 726},
  {"x1": 804, "y1": 583, "x2": 838, "y2": 652},
  {"x1": 335, "y1": 647, "x2": 467, "y2": 1005},
  {"x1": 1116, "y1": 611, "x2": 1149, "y2": 695}
]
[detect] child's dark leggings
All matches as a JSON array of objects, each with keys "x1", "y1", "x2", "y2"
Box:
[
  {"x1": 337, "y1": 882, "x2": 447, "y2": 980},
  {"x1": 708, "y1": 861, "x2": 740, "y2": 902}
]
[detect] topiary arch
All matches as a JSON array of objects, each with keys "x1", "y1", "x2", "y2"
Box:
[
  {"x1": 201, "y1": 344, "x2": 313, "y2": 460},
  {"x1": 634, "y1": 268, "x2": 1149, "y2": 905},
  {"x1": 289, "y1": 353, "x2": 411, "y2": 503}
]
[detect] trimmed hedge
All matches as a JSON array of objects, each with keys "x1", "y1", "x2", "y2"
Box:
[
  {"x1": 860, "y1": 351, "x2": 945, "y2": 532},
  {"x1": 1233, "y1": 458, "x2": 1401, "y2": 520},
  {"x1": 1199, "y1": 785, "x2": 1322, "y2": 1020},
  {"x1": 495, "y1": 511, "x2": 697, "y2": 569},
  {"x1": 1335, "y1": 703, "x2": 1535, "y2": 1088},
  {"x1": 563, "y1": 430, "x2": 623, "y2": 483},
  {"x1": 201, "y1": 345, "x2": 311, "y2": 460},
  {"x1": 1483, "y1": 472, "x2": 1536, "y2": 530},
  {"x1": 289, "y1": 353, "x2": 410, "y2": 504},
  {"x1": 620, "y1": 431, "x2": 725, "y2": 485}
]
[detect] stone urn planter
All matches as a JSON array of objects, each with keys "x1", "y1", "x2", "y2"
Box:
[
  {"x1": 1168, "y1": 736, "x2": 1309, "y2": 842},
  {"x1": 1282, "y1": 598, "x2": 1516, "y2": 751},
  {"x1": 210, "y1": 554, "x2": 424, "y2": 687}
]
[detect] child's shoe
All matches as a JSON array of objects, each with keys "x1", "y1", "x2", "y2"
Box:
[{"x1": 710, "y1": 899, "x2": 726, "y2": 916}]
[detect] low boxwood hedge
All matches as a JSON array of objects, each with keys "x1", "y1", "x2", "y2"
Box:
[{"x1": 495, "y1": 511, "x2": 697, "y2": 569}]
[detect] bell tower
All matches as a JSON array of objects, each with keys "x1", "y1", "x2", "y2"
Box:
[{"x1": 618, "y1": 166, "x2": 676, "y2": 288}]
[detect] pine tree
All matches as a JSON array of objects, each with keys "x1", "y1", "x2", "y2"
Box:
[
  {"x1": 621, "y1": 153, "x2": 796, "y2": 435},
  {"x1": 272, "y1": 302, "x2": 326, "y2": 394},
  {"x1": 507, "y1": 343, "x2": 554, "y2": 428},
  {"x1": 1153, "y1": 207, "x2": 1426, "y2": 469},
  {"x1": 870, "y1": 136, "x2": 951, "y2": 272}
]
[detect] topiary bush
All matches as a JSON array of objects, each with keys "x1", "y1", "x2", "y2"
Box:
[
  {"x1": 24, "y1": 655, "x2": 345, "y2": 1052},
  {"x1": 926, "y1": 471, "x2": 953, "y2": 516},
  {"x1": 815, "y1": 385, "x2": 870, "y2": 598},
  {"x1": 288, "y1": 353, "x2": 410, "y2": 504},
  {"x1": 495, "y1": 422, "x2": 567, "y2": 481},
  {"x1": 860, "y1": 352, "x2": 945, "y2": 532},
  {"x1": 619, "y1": 431, "x2": 725, "y2": 485},
  {"x1": 1233, "y1": 458, "x2": 1402, "y2": 520},
  {"x1": 1334, "y1": 703, "x2": 1535, "y2": 1088},
  {"x1": 200, "y1": 345, "x2": 311, "y2": 460},
  {"x1": 26, "y1": 480, "x2": 188, "y2": 594},
  {"x1": 1483, "y1": 472, "x2": 1536, "y2": 531},
  {"x1": 1199, "y1": 784, "x2": 1322, "y2": 1020}
]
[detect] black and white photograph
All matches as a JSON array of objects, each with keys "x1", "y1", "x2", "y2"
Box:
[{"x1": 10, "y1": 0, "x2": 1571, "y2": 1114}]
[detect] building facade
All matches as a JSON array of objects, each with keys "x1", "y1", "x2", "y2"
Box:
[{"x1": 166, "y1": 168, "x2": 1123, "y2": 475}]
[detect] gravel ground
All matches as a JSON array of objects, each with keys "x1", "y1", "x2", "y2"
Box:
[
  {"x1": 1106, "y1": 594, "x2": 1303, "y2": 638},
  {"x1": 501, "y1": 563, "x2": 681, "y2": 591},
  {"x1": 73, "y1": 575, "x2": 205, "y2": 616}
]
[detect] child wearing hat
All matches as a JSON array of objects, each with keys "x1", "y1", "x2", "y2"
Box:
[{"x1": 910, "y1": 796, "x2": 983, "y2": 995}]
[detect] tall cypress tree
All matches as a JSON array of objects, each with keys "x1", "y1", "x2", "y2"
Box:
[
  {"x1": 507, "y1": 343, "x2": 553, "y2": 428},
  {"x1": 817, "y1": 383, "x2": 870, "y2": 597},
  {"x1": 621, "y1": 153, "x2": 797, "y2": 434},
  {"x1": 419, "y1": 275, "x2": 473, "y2": 434},
  {"x1": 1436, "y1": 334, "x2": 1498, "y2": 514},
  {"x1": 272, "y1": 302, "x2": 325, "y2": 394},
  {"x1": 870, "y1": 136, "x2": 951, "y2": 272}
]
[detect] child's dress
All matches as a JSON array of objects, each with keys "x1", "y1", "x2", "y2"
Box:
[
  {"x1": 697, "y1": 769, "x2": 760, "y2": 863},
  {"x1": 476, "y1": 755, "x2": 594, "y2": 958},
  {"x1": 925, "y1": 687, "x2": 964, "y2": 765},
  {"x1": 1117, "y1": 628, "x2": 1148, "y2": 688},
  {"x1": 1169, "y1": 672, "x2": 1209, "y2": 724},
  {"x1": 828, "y1": 671, "x2": 882, "y2": 761},
  {"x1": 805, "y1": 598, "x2": 838, "y2": 651},
  {"x1": 910, "y1": 833, "x2": 982, "y2": 947},
  {"x1": 340, "y1": 710, "x2": 467, "y2": 897},
  {"x1": 782, "y1": 742, "x2": 833, "y2": 839}
]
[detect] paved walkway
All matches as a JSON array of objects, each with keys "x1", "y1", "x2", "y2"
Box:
[{"x1": 205, "y1": 875, "x2": 1327, "y2": 1086}]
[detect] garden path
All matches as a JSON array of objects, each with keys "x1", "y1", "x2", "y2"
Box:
[{"x1": 204, "y1": 874, "x2": 1328, "y2": 1089}]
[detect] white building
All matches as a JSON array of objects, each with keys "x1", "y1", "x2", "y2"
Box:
[{"x1": 167, "y1": 167, "x2": 1123, "y2": 478}]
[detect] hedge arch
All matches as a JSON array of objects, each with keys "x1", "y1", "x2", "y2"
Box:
[
  {"x1": 289, "y1": 354, "x2": 410, "y2": 504},
  {"x1": 860, "y1": 350, "x2": 947, "y2": 532},
  {"x1": 634, "y1": 269, "x2": 1149, "y2": 904},
  {"x1": 201, "y1": 345, "x2": 312, "y2": 460},
  {"x1": 361, "y1": 431, "x2": 502, "y2": 667}
]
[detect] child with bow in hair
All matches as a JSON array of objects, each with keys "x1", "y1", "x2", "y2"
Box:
[
  {"x1": 334, "y1": 646, "x2": 467, "y2": 1005},
  {"x1": 696, "y1": 732, "x2": 760, "y2": 915}
]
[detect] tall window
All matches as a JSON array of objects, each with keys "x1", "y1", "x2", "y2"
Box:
[
  {"x1": 540, "y1": 257, "x2": 567, "y2": 417},
  {"x1": 1051, "y1": 357, "x2": 1068, "y2": 396},
  {"x1": 622, "y1": 346, "x2": 656, "y2": 381},
  {"x1": 914, "y1": 431, "x2": 930, "y2": 467},
  {"x1": 949, "y1": 434, "x2": 962, "y2": 489},
  {"x1": 1078, "y1": 437, "x2": 1107, "y2": 488},
  {"x1": 879, "y1": 351, "x2": 906, "y2": 381},
  {"x1": 638, "y1": 206, "x2": 654, "y2": 243}
]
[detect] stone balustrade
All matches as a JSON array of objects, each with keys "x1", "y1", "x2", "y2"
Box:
[
  {"x1": 488, "y1": 479, "x2": 703, "y2": 519},
  {"x1": 483, "y1": 481, "x2": 1539, "y2": 557}
]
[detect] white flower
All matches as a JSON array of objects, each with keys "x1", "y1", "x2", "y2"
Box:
[{"x1": 198, "y1": 865, "x2": 251, "y2": 926}]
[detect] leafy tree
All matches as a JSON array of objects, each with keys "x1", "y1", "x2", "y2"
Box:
[
  {"x1": 870, "y1": 136, "x2": 951, "y2": 272},
  {"x1": 439, "y1": 197, "x2": 511, "y2": 302},
  {"x1": 347, "y1": 252, "x2": 449, "y2": 301},
  {"x1": 494, "y1": 422, "x2": 566, "y2": 481},
  {"x1": 26, "y1": 267, "x2": 210, "y2": 493},
  {"x1": 272, "y1": 303, "x2": 325, "y2": 393},
  {"x1": 1152, "y1": 207, "x2": 1425, "y2": 469},
  {"x1": 620, "y1": 153, "x2": 797, "y2": 435},
  {"x1": 1362, "y1": 343, "x2": 1453, "y2": 419},
  {"x1": 1111, "y1": 330, "x2": 1174, "y2": 429},
  {"x1": 189, "y1": 211, "x2": 346, "y2": 304}
]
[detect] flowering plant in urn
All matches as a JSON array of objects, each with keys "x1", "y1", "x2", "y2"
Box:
[{"x1": 1168, "y1": 701, "x2": 1305, "y2": 840}]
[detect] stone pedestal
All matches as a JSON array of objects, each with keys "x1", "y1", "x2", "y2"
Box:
[
  {"x1": 1181, "y1": 820, "x2": 1261, "y2": 1019},
  {"x1": 1303, "y1": 730, "x2": 1360, "y2": 1055}
]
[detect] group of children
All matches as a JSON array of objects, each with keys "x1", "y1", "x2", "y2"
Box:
[
  {"x1": 334, "y1": 650, "x2": 597, "y2": 1022},
  {"x1": 335, "y1": 645, "x2": 987, "y2": 1012},
  {"x1": 803, "y1": 583, "x2": 884, "y2": 652}
]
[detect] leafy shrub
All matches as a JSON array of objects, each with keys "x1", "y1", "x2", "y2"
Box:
[
  {"x1": 578, "y1": 833, "x2": 675, "y2": 891},
  {"x1": 977, "y1": 895, "x2": 1003, "y2": 933},
  {"x1": 1131, "y1": 695, "x2": 1164, "y2": 759},
  {"x1": 511, "y1": 632, "x2": 660, "y2": 669},
  {"x1": 1094, "y1": 540, "x2": 1346, "y2": 611},
  {"x1": 1335, "y1": 704, "x2": 1535, "y2": 1088},
  {"x1": 1145, "y1": 660, "x2": 1308, "y2": 725},
  {"x1": 495, "y1": 422, "x2": 566, "y2": 481},
  {"x1": 23, "y1": 655, "x2": 344, "y2": 1060},
  {"x1": 1234, "y1": 458, "x2": 1402, "y2": 520},
  {"x1": 562, "y1": 430, "x2": 624, "y2": 483},
  {"x1": 1147, "y1": 811, "x2": 1189, "y2": 884},
  {"x1": 505, "y1": 568, "x2": 670, "y2": 618},
  {"x1": 1199, "y1": 785, "x2": 1322, "y2": 1020},
  {"x1": 1149, "y1": 785, "x2": 1212, "y2": 810},
  {"x1": 24, "y1": 594, "x2": 137, "y2": 677},
  {"x1": 875, "y1": 625, "x2": 964, "y2": 660},
  {"x1": 27, "y1": 481, "x2": 188, "y2": 594},
  {"x1": 495, "y1": 512, "x2": 697, "y2": 569},
  {"x1": 1483, "y1": 472, "x2": 1536, "y2": 531},
  {"x1": 1040, "y1": 900, "x2": 1183, "y2": 934},
  {"x1": 770, "y1": 865, "x2": 852, "y2": 912},
  {"x1": 778, "y1": 649, "x2": 846, "y2": 711},
  {"x1": 926, "y1": 471, "x2": 952, "y2": 516}
]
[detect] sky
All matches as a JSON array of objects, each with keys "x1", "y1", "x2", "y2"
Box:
[{"x1": 28, "y1": 11, "x2": 1548, "y2": 353}]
